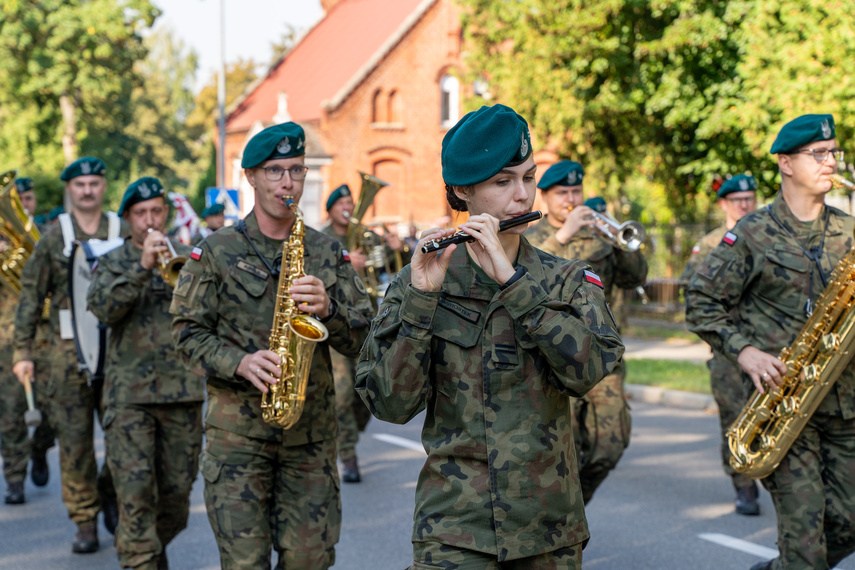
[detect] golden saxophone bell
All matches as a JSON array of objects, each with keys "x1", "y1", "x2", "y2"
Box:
[
  {"x1": 568, "y1": 204, "x2": 645, "y2": 252},
  {"x1": 147, "y1": 228, "x2": 186, "y2": 288},
  {"x1": 0, "y1": 170, "x2": 40, "y2": 296}
]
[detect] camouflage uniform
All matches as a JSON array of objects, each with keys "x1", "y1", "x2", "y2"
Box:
[
  {"x1": 355, "y1": 238, "x2": 624, "y2": 566},
  {"x1": 526, "y1": 217, "x2": 647, "y2": 502},
  {"x1": 87, "y1": 238, "x2": 204, "y2": 569},
  {"x1": 686, "y1": 193, "x2": 855, "y2": 569},
  {"x1": 170, "y1": 211, "x2": 373, "y2": 569},
  {"x1": 13, "y1": 213, "x2": 124, "y2": 525},
  {"x1": 679, "y1": 224, "x2": 755, "y2": 492}
]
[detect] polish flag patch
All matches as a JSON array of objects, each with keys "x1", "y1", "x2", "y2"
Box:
[
  {"x1": 691, "y1": 245, "x2": 700, "y2": 255},
  {"x1": 584, "y1": 270, "x2": 604, "y2": 288},
  {"x1": 190, "y1": 247, "x2": 203, "y2": 261},
  {"x1": 722, "y1": 232, "x2": 738, "y2": 246},
  {"x1": 342, "y1": 249, "x2": 350, "y2": 262}
]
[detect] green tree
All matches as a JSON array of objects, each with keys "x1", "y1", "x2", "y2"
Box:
[{"x1": 186, "y1": 58, "x2": 258, "y2": 137}]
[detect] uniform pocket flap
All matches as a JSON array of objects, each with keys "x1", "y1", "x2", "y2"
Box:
[
  {"x1": 227, "y1": 266, "x2": 269, "y2": 298},
  {"x1": 766, "y1": 244, "x2": 809, "y2": 273},
  {"x1": 432, "y1": 298, "x2": 481, "y2": 348},
  {"x1": 199, "y1": 452, "x2": 224, "y2": 484}
]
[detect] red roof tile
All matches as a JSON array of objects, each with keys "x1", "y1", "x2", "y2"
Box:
[{"x1": 227, "y1": 0, "x2": 431, "y2": 131}]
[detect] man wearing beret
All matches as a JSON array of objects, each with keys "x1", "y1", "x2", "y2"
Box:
[
  {"x1": 680, "y1": 174, "x2": 761, "y2": 516},
  {"x1": 526, "y1": 160, "x2": 647, "y2": 504},
  {"x1": 687, "y1": 114, "x2": 855, "y2": 570},
  {"x1": 13, "y1": 156, "x2": 125, "y2": 553},
  {"x1": 88, "y1": 177, "x2": 203, "y2": 569},
  {"x1": 202, "y1": 202, "x2": 226, "y2": 232},
  {"x1": 171, "y1": 122, "x2": 374, "y2": 568},
  {"x1": 320, "y1": 183, "x2": 410, "y2": 483}
]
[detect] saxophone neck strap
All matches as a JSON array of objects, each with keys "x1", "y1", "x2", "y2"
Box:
[{"x1": 236, "y1": 218, "x2": 280, "y2": 277}]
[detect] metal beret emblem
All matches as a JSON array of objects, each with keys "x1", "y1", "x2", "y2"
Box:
[
  {"x1": 520, "y1": 131, "x2": 529, "y2": 157},
  {"x1": 139, "y1": 182, "x2": 151, "y2": 198},
  {"x1": 821, "y1": 119, "x2": 832, "y2": 139},
  {"x1": 81, "y1": 162, "x2": 92, "y2": 175},
  {"x1": 739, "y1": 178, "x2": 749, "y2": 191},
  {"x1": 277, "y1": 138, "x2": 291, "y2": 154},
  {"x1": 566, "y1": 170, "x2": 578, "y2": 185}
]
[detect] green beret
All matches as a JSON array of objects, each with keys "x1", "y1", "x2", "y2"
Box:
[
  {"x1": 60, "y1": 157, "x2": 106, "y2": 181},
  {"x1": 717, "y1": 174, "x2": 757, "y2": 199},
  {"x1": 584, "y1": 196, "x2": 607, "y2": 213},
  {"x1": 201, "y1": 203, "x2": 225, "y2": 218},
  {"x1": 538, "y1": 160, "x2": 585, "y2": 190},
  {"x1": 770, "y1": 114, "x2": 835, "y2": 154},
  {"x1": 14, "y1": 177, "x2": 33, "y2": 194},
  {"x1": 441, "y1": 104, "x2": 532, "y2": 187},
  {"x1": 325, "y1": 184, "x2": 352, "y2": 211},
  {"x1": 118, "y1": 176, "x2": 165, "y2": 216},
  {"x1": 33, "y1": 214, "x2": 47, "y2": 225},
  {"x1": 241, "y1": 122, "x2": 306, "y2": 169},
  {"x1": 48, "y1": 206, "x2": 64, "y2": 221}
]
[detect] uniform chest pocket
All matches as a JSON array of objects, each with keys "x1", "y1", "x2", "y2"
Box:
[
  {"x1": 220, "y1": 266, "x2": 271, "y2": 330},
  {"x1": 756, "y1": 244, "x2": 809, "y2": 313}
]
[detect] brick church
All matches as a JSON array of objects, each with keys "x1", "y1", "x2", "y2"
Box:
[{"x1": 220, "y1": 0, "x2": 469, "y2": 231}]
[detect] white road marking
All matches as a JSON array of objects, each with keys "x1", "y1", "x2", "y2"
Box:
[
  {"x1": 373, "y1": 433, "x2": 426, "y2": 454},
  {"x1": 698, "y1": 533, "x2": 778, "y2": 559}
]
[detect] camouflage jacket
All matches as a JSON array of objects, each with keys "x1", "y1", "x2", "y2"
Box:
[
  {"x1": 526, "y1": 216, "x2": 648, "y2": 303},
  {"x1": 355, "y1": 237, "x2": 624, "y2": 560},
  {"x1": 13, "y1": 213, "x2": 128, "y2": 364},
  {"x1": 678, "y1": 223, "x2": 728, "y2": 288},
  {"x1": 170, "y1": 210, "x2": 374, "y2": 444},
  {"x1": 0, "y1": 287, "x2": 15, "y2": 368},
  {"x1": 87, "y1": 238, "x2": 204, "y2": 406},
  {"x1": 686, "y1": 192, "x2": 855, "y2": 419}
]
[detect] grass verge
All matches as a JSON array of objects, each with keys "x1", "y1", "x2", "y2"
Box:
[{"x1": 626, "y1": 358, "x2": 711, "y2": 395}]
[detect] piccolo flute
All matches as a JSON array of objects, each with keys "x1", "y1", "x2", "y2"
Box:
[{"x1": 421, "y1": 211, "x2": 542, "y2": 254}]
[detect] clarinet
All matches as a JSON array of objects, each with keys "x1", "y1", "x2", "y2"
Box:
[{"x1": 421, "y1": 211, "x2": 542, "y2": 254}]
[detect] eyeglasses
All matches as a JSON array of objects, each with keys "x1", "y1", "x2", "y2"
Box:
[
  {"x1": 790, "y1": 148, "x2": 844, "y2": 163},
  {"x1": 725, "y1": 196, "x2": 757, "y2": 205},
  {"x1": 260, "y1": 165, "x2": 309, "y2": 181}
]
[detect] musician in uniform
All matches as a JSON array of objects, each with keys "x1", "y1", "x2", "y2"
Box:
[
  {"x1": 170, "y1": 122, "x2": 374, "y2": 568},
  {"x1": 88, "y1": 177, "x2": 204, "y2": 570},
  {"x1": 320, "y1": 183, "x2": 411, "y2": 482},
  {"x1": 526, "y1": 160, "x2": 647, "y2": 503},
  {"x1": 356, "y1": 104, "x2": 624, "y2": 568},
  {"x1": 13, "y1": 157, "x2": 124, "y2": 553},
  {"x1": 202, "y1": 202, "x2": 226, "y2": 232},
  {"x1": 0, "y1": 177, "x2": 56, "y2": 505},
  {"x1": 679, "y1": 174, "x2": 762, "y2": 516},
  {"x1": 686, "y1": 114, "x2": 855, "y2": 570}
]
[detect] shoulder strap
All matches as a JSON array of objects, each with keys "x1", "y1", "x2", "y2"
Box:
[
  {"x1": 58, "y1": 213, "x2": 75, "y2": 257},
  {"x1": 106, "y1": 211, "x2": 120, "y2": 240}
]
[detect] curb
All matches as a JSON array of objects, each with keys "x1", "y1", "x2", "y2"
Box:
[{"x1": 625, "y1": 383, "x2": 718, "y2": 414}]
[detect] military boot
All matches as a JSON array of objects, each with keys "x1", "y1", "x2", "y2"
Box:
[
  {"x1": 342, "y1": 456, "x2": 361, "y2": 483},
  {"x1": 71, "y1": 522, "x2": 99, "y2": 554},
  {"x1": 735, "y1": 481, "x2": 760, "y2": 516},
  {"x1": 4, "y1": 482, "x2": 25, "y2": 505},
  {"x1": 102, "y1": 494, "x2": 119, "y2": 535},
  {"x1": 30, "y1": 452, "x2": 49, "y2": 487},
  {"x1": 157, "y1": 553, "x2": 170, "y2": 570}
]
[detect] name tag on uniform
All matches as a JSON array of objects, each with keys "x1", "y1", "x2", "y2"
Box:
[
  {"x1": 438, "y1": 297, "x2": 480, "y2": 324},
  {"x1": 59, "y1": 309, "x2": 74, "y2": 340},
  {"x1": 236, "y1": 260, "x2": 269, "y2": 280}
]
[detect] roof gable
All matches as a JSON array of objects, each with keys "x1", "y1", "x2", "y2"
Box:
[{"x1": 227, "y1": 0, "x2": 435, "y2": 132}]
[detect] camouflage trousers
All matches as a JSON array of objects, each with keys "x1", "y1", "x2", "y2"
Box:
[
  {"x1": 707, "y1": 352, "x2": 754, "y2": 490},
  {"x1": 53, "y1": 355, "x2": 115, "y2": 525},
  {"x1": 200, "y1": 425, "x2": 342, "y2": 569},
  {"x1": 0, "y1": 358, "x2": 56, "y2": 485},
  {"x1": 104, "y1": 402, "x2": 203, "y2": 569},
  {"x1": 331, "y1": 349, "x2": 371, "y2": 462},
  {"x1": 761, "y1": 412, "x2": 855, "y2": 570},
  {"x1": 411, "y1": 541, "x2": 582, "y2": 570},
  {"x1": 570, "y1": 361, "x2": 631, "y2": 504}
]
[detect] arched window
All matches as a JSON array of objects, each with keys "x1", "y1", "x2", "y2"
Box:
[
  {"x1": 371, "y1": 89, "x2": 383, "y2": 123},
  {"x1": 440, "y1": 75, "x2": 459, "y2": 127},
  {"x1": 387, "y1": 89, "x2": 403, "y2": 124}
]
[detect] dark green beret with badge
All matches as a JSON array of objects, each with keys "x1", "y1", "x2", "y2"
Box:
[
  {"x1": 717, "y1": 174, "x2": 757, "y2": 199},
  {"x1": 441, "y1": 104, "x2": 532, "y2": 187},
  {"x1": 584, "y1": 196, "x2": 607, "y2": 213},
  {"x1": 241, "y1": 122, "x2": 306, "y2": 169},
  {"x1": 201, "y1": 203, "x2": 225, "y2": 218},
  {"x1": 538, "y1": 160, "x2": 585, "y2": 190},
  {"x1": 14, "y1": 177, "x2": 33, "y2": 194},
  {"x1": 118, "y1": 176, "x2": 165, "y2": 216},
  {"x1": 770, "y1": 114, "x2": 835, "y2": 154},
  {"x1": 60, "y1": 156, "x2": 106, "y2": 181},
  {"x1": 326, "y1": 184, "x2": 351, "y2": 211},
  {"x1": 48, "y1": 206, "x2": 64, "y2": 221}
]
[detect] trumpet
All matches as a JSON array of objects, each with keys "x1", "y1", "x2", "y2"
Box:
[
  {"x1": 831, "y1": 173, "x2": 855, "y2": 191},
  {"x1": 569, "y1": 205, "x2": 645, "y2": 252},
  {"x1": 147, "y1": 228, "x2": 186, "y2": 287}
]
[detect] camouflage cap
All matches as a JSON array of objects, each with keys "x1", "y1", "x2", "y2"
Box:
[
  {"x1": 14, "y1": 177, "x2": 33, "y2": 194},
  {"x1": 325, "y1": 184, "x2": 351, "y2": 211},
  {"x1": 538, "y1": 160, "x2": 585, "y2": 190},
  {"x1": 241, "y1": 122, "x2": 306, "y2": 169},
  {"x1": 717, "y1": 174, "x2": 757, "y2": 198},
  {"x1": 770, "y1": 114, "x2": 836, "y2": 154},
  {"x1": 584, "y1": 196, "x2": 607, "y2": 213},
  {"x1": 201, "y1": 203, "x2": 225, "y2": 218},
  {"x1": 118, "y1": 176, "x2": 166, "y2": 216},
  {"x1": 60, "y1": 156, "x2": 106, "y2": 181},
  {"x1": 442, "y1": 104, "x2": 532, "y2": 187}
]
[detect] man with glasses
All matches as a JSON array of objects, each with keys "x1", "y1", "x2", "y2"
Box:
[
  {"x1": 687, "y1": 114, "x2": 855, "y2": 570},
  {"x1": 680, "y1": 174, "x2": 761, "y2": 516},
  {"x1": 171, "y1": 122, "x2": 374, "y2": 568}
]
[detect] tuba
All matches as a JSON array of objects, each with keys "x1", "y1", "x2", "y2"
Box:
[
  {"x1": 0, "y1": 170, "x2": 40, "y2": 295},
  {"x1": 345, "y1": 171, "x2": 390, "y2": 300},
  {"x1": 728, "y1": 246, "x2": 855, "y2": 478},
  {"x1": 260, "y1": 198, "x2": 330, "y2": 429}
]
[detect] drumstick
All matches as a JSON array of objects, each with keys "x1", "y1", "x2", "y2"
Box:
[{"x1": 22, "y1": 371, "x2": 42, "y2": 428}]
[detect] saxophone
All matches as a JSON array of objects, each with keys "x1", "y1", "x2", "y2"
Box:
[
  {"x1": 260, "y1": 198, "x2": 330, "y2": 429},
  {"x1": 728, "y1": 245, "x2": 855, "y2": 478}
]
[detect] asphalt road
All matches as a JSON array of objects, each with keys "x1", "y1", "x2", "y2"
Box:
[{"x1": 1, "y1": 402, "x2": 853, "y2": 569}]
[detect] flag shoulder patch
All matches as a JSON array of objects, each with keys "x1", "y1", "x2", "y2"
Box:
[
  {"x1": 584, "y1": 270, "x2": 604, "y2": 288},
  {"x1": 722, "y1": 232, "x2": 737, "y2": 246},
  {"x1": 190, "y1": 247, "x2": 203, "y2": 261}
]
